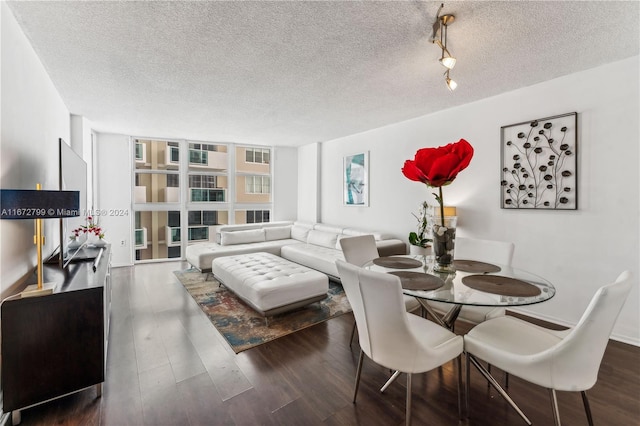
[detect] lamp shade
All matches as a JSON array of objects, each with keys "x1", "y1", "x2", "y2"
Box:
[
  {"x1": 0, "y1": 189, "x2": 80, "y2": 219},
  {"x1": 434, "y1": 206, "x2": 457, "y2": 217}
]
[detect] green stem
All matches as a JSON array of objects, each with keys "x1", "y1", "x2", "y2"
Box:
[{"x1": 439, "y1": 187, "x2": 445, "y2": 227}]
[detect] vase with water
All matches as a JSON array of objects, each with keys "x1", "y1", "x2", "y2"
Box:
[{"x1": 432, "y1": 216, "x2": 457, "y2": 273}]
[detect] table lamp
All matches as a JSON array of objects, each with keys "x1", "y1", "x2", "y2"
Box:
[
  {"x1": 0, "y1": 184, "x2": 80, "y2": 297},
  {"x1": 434, "y1": 206, "x2": 457, "y2": 217}
]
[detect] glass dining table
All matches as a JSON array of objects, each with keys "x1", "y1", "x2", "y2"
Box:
[
  {"x1": 364, "y1": 254, "x2": 556, "y2": 330},
  {"x1": 365, "y1": 254, "x2": 556, "y2": 421}
]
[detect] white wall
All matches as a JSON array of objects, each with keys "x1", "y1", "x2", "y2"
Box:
[
  {"x1": 297, "y1": 142, "x2": 320, "y2": 223},
  {"x1": 272, "y1": 146, "x2": 298, "y2": 221},
  {"x1": 0, "y1": 3, "x2": 71, "y2": 296},
  {"x1": 310, "y1": 56, "x2": 640, "y2": 345},
  {"x1": 70, "y1": 114, "x2": 95, "y2": 211},
  {"x1": 95, "y1": 133, "x2": 133, "y2": 267}
]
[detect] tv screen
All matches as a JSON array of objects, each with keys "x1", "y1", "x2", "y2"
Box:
[{"x1": 59, "y1": 138, "x2": 88, "y2": 261}]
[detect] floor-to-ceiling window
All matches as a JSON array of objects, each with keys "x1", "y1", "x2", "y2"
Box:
[
  {"x1": 133, "y1": 139, "x2": 272, "y2": 262},
  {"x1": 234, "y1": 146, "x2": 272, "y2": 224}
]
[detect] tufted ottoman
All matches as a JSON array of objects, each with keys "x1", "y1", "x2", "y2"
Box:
[{"x1": 211, "y1": 252, "x2": 329, "y2": 324}]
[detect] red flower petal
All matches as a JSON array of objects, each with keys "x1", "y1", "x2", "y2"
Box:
[{"x1": 401, "y1": 160, "x2": 428, "y2": 183}]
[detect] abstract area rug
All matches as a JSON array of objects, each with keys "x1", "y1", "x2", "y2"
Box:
[{"x1": 174, "y1": 268, "x2": 352, "y2": 353}]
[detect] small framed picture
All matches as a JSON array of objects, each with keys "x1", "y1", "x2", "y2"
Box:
[
  {"x1": 501, "y1": 112, "x2": 578, "y2": 210},
  {"x1": 343, "y1": 152, "x2": 369, "y2": 206}
]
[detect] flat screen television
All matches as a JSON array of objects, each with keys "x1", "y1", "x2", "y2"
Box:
[{"x1": 58, "y1": 138, "x2": 88, "y2": 263}]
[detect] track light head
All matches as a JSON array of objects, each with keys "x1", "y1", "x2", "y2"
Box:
[
  {"x1": 446, "y1": 76, "x2": 457, "y2": 91},
  {"x1": 440, "y1": 55, "x2": 456, "y2": 70}
]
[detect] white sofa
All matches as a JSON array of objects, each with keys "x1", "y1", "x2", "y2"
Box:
[{"x1": 185, "y1": 221, "x2": 407, "y2": 279}]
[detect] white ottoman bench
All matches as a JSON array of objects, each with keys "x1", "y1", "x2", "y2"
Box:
[{"x1": 211, "y1": 252, "x2": 329, "y2": 324}]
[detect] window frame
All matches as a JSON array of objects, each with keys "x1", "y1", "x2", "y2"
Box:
[{"x1": 133, "y1": 139, "x2": 273, "y2": 264}]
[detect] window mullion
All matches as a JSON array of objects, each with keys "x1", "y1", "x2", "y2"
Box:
[{"x1": 180, "y1": 140, "x2": 189, "y2": 256}]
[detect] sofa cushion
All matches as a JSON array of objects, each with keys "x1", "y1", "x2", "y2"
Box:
[
  {"x1": 214, "y1": 221, "x2": 294, "y2": 243},
  {"x1": 265, "y1": 225, "x2": 291, "y2": 241},
  {"x1": 220, "y1": 229, "x2": 266, "y2": 246},
  {"x1": 314, "y1": 224, "x2": 344, "y2": 234},
  {"x1": 307, "y1": 230, "x2": 339, "y2": 249},
  {"x1": 291, "y1": 224, "x2": 312, "y2": 242},
  {"x1": 281, "y1": 244, "x2": 345, "y2": 279}
]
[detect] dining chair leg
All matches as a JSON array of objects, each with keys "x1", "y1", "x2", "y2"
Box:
[
  {"x1": 549, "y1": 388, "x2": 561, "y2": 426},
  {"x1": 353, "y1": 350, "x2": 365, "y2": 403},
  {"x1": 485, "y1": 364, "x2": 508, "y2": 388},
  {"x1": 487, "y1": 364, "x2": 492, "y2": 388},
  {"x1": 581, "y1": 391, "x2": 594, "y2": 426},
  {"x1": 349, "y1": 321, "x2": 357, "y2": 347},
  {"x1": 465, "y1": 352, "x2": 470, "y2": 417},
  {"x1": 406, "y1": 373, "x2": 412, "y2": 426},
  {"x1": 457, "y1": 355, "x2": 463, "y2": 419},
  {"x1": 469, "y1": 354, "x2": 532, "y2": 425},
  {"x1": 380, "y1": 370, "x2": 401, "y2": 393}
]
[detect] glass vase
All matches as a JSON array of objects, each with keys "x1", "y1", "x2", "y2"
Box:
[
  {"x1": 432, "y1": 216, "x2": 457, "y2": 273},
  {"x1": 67, "y1": 233, "x2": 87, "y2": 250}
]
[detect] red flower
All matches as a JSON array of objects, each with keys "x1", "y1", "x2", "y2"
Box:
[
  {"x1": 402, "y1": 139, "x2": 474, "y2": 187},
  {"x1": 69, "y1": 217, "x2": 106, "y2": 240}
]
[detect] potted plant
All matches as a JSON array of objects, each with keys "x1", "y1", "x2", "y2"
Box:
[{"x1": 408, "y1": 201, "x2": 433, "y2": 256}]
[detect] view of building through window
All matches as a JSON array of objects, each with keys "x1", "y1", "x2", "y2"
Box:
[{"x1": 133, "y1": 139, "x2": 272, "y2": 261}]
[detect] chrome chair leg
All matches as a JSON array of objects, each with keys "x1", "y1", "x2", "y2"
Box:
[
  {"x1": 485, "y1": 363, "x2": 509, "y2": 388},
  {"x1": 457, "y1": 355, "x2": 463, "y2": 419},
  {"x1": 353, "y1": 350, "x2": 364, "y2": 403},
  {"x1": 549, "y1": 388, "x2": 561, "y2": 426},
  {"x1": 349, "y1": 322, "x2": 357, "y2": 347},
  {"x1": 469, "y1": 354, "x2": 532, "y2": 425},
  {"x1": 380, "y1": 370, "x2": 402, "y2": 393},
  {"x1": 406, "y1": 373, "x2": 412, "y2": 426},
  {"x1": 465, "y1": 352, "x2": 471, "y2": 417},
  {"x1": 581, "y1": 391, "x2": 594, "y2": 426}
]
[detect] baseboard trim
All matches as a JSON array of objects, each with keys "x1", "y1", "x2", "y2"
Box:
[{"x1": 509, "y1": 307, "x2": 639, "y2": 347}]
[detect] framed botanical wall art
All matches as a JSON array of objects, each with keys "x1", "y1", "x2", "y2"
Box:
[
  {"x1": 501, "y1": 112, "x2": 578, "y2": 210},
  {"x1": 343, "y1": 151, "x2": 369, "y2": 206}
]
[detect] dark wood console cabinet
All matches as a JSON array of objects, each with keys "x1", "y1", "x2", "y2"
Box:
[{"x1": 1, "y1": 245, "x2": 111, "y2": 424}]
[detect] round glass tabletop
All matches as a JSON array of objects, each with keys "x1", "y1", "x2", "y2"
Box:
[{"x1": 365, "y1": 255, "x2": 556, "y2": 307}]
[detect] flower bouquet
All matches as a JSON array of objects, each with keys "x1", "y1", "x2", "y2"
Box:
[
  {"x1": 402, "y1": 139, "x2": 474, "y2": 272},
  {"x1": 70, "y1": 216, "x2": 107, "y2": 248}
]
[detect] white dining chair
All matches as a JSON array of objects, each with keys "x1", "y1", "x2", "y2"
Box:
[
  {"x1": 336, "y1": 260, "x2": 464, "y2": 426},
  {"x1": 339, "y1": 235, "x2": 421, "y2": 345},
  {"x1": 464, "y1": 270, "x2": 633, "y2": 426},
  {"x1": 426, "y1": 237, "x2": 515, "y2": 329}
]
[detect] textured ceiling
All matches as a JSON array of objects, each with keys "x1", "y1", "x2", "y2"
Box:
[{"x1": 7, "y1": 1, "x2": 639, "y2": 147}]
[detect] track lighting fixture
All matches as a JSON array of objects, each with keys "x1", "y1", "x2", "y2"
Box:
[{"x1": 432, "y1": 3, "x2": 458, "y2": 91}]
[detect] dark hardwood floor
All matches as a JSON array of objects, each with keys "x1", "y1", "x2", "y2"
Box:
[{"x1": 12, "y1": 261, "x2": 640, "y2": 425}]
